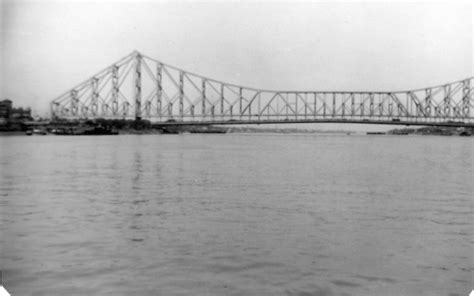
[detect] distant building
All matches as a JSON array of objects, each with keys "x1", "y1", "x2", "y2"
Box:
[
  {"x1": 0, "y1": 99, "x2": 33, "y2": 122},
  {"x1": 11, "y1": 107, "x2": 32, "y2": 120},
  {"x1": 0, "y1": 99, "x2": 12, "y2": 119}
]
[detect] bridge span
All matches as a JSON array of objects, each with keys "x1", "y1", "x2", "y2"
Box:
[
  {"x1": 51, "y1": 51, "x2": 473, "y2": 127},
  {"x1": 152, "y1": 119, "x2": 472, "y2": 128}
]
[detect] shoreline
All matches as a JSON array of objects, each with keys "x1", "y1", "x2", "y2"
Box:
[{"x1": 1, "y1": 129, "x2": 472, "y2": 137}]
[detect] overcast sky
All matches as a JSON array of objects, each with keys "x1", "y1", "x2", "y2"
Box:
[{"x1": 1, "y1": 1, "x2": 473, "y2": 118}]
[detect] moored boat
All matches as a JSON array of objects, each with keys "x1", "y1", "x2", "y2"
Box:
[
  {"x1": 50, "y1": 125, "x2": 118, "y2": 135},
  {"x1": 189, "y1": 129, "x2": 227, "y2": 134},
  {"x1": 366, "y1": 132, "x2": 386, "y2": 135},
  {"x1": 26, "y1": 128, "x2": 47, "y2": 135}
]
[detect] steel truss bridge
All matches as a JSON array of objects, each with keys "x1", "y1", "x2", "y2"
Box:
[{"x1": 51, "y1": 51, "x2": 474, "y2": 127}]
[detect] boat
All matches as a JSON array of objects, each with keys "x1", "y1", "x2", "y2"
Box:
[
  {"x1": 81, "y1": 126, "x2": 119, "y2": 135},
  {"x1": 366, "y1": 132, "x2": 386, "y2": 135},
  {"x1": 159, "y1": 125, "x2": 228, "y2": 134},
  {"x1": 26, "y1": 128, "x2": 47, "y2": 135},
  {"x1": 51, "y1": 125, "x2": 118, "y2": 135},
  {"x1": 189, "y1": 129, "x2": 227, "y2": 134},
  {"x1": 189, "y1": 125, "x2": 228, "y2": 134}
]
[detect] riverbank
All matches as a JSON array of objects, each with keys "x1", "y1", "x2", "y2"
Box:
[
  {"x1": 0, "y1": 131, "x2": 25, "y2": 136},
  {"x1": 388, "y1": 126, "x2": 473, "y2": 136},
  {"x1": 1, "y1": 118, "x2": 473, "y2": 136}
]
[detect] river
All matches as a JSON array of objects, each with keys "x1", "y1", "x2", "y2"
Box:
[{"x1": 0, "y1": 133, "x2": 472, "y2": 295}]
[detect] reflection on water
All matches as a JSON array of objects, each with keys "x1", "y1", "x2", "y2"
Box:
[{"x1": 0, "y1": 134, "x2": 472, "y2": 296}]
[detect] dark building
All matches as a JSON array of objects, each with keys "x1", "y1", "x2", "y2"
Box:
[
  {"x1": 11, "y1": 107, "x2": 33, "y2": 120},
  {"x1": 0, "y1": 99, "x2": 12, "y2": 119},
  {"x1": 0, "y1": 99, "x2": 33, "y2": 122}
]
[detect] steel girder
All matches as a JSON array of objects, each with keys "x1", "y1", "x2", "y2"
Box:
[{"x1": 51, "y1": 51, "x2": 474, "y2": 124}]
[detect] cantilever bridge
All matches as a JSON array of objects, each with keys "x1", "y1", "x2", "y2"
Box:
[{"x1": 51, "y1": 51, "x2": 473, "y2": 127}]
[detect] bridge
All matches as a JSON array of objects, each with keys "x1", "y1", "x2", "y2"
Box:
[{"x1": 51, "y1": 51, "x2": 474, "y2": 127}]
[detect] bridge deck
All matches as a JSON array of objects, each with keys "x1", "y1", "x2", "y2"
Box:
[{"x1": 151, "y1": 119, "x2": 474, "y2": 128}]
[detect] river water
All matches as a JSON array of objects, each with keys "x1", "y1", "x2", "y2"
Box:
[{"x1": 0, "y1": 134, "x2": 472, "y2": 295}]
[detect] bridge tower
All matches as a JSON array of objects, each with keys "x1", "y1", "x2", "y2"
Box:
[{"x1": 134, "y1": 51, "x2": 142, "y2": 121}]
